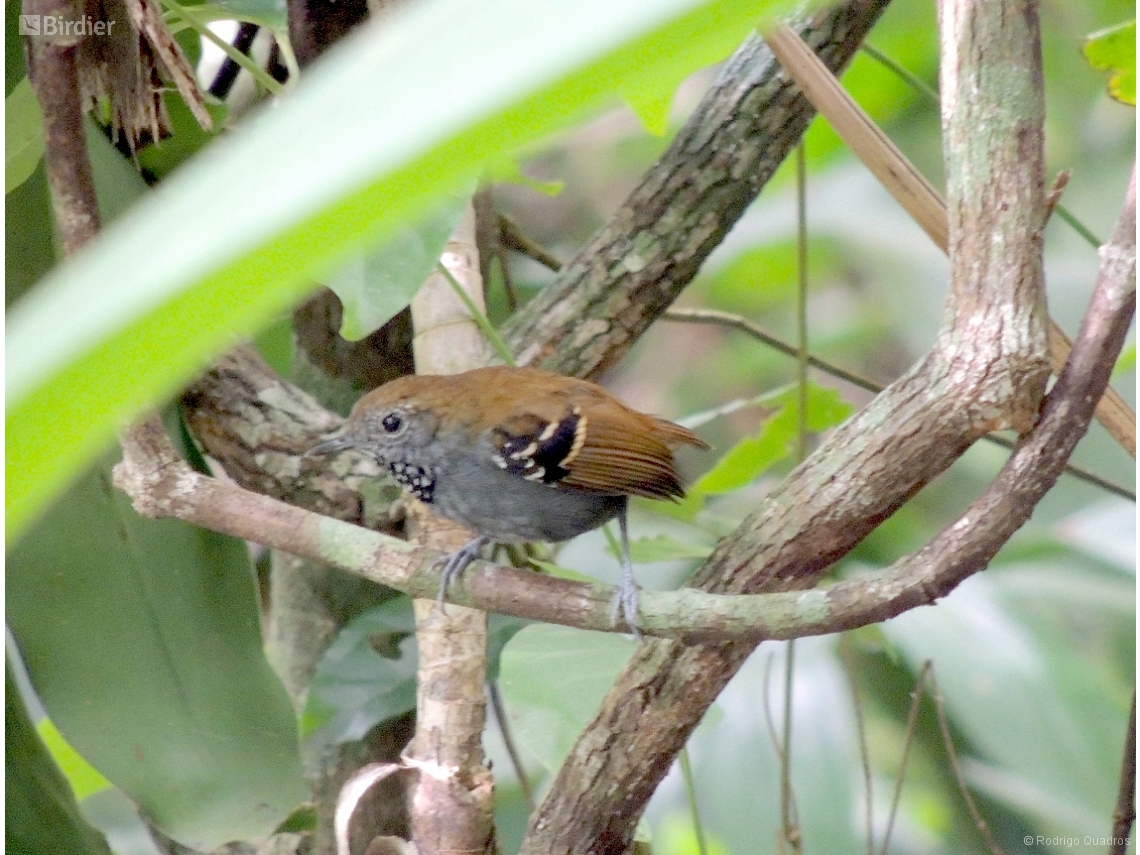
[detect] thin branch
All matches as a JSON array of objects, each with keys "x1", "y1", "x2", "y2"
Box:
[
  {"x1": 677, "y1": 749, "x2": 708, "y2": 855},
  {"x1": 1110, "y1": 692, "x2": 1137, "y2": 855},
  {"x1": 837, "y1": 639, "x2": 875, "y2": 855},
  {"x1": 878, "y1": 661, "x2": 930, "y2": 855},
  {"x1": 778, "y1": 641, "x2": 801, "y2": 854},
  {"x1": 498, "y1": 211, "x2": 564, "y2": 272},
  {"x1": 489, "y1": 680, "x2": 535, "y2": 812},
  {"x1": 927, "y1": 669, "x2": 1007, "y2": 855}
]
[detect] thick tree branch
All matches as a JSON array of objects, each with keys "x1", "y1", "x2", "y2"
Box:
[
  {"x1": 24, "y1": 0, "x2": 101, "y2": 255},
  {"x1": 501, "y1": 0, "x2": 891, "y2": 377}
]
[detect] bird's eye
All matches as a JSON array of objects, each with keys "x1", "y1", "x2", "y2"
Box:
[{"x1": 382, "y1": 413, "x2": 403, "y2": 434}]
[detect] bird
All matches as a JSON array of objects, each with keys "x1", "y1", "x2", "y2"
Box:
[{"x1": 308, "y1": 365, "x2": 708, "y2": 631}]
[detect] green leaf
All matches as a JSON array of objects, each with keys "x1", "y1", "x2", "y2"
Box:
[
  {"x1": 636, "y1": 489, "x2": 706, "y2": 523},
  {"x1": 7, "y1": 432, "x2": 305, "y2": 850},
  {"x1": 35, "y1": 719, "x2": 112, "y2": 802},
  {"x1": 6, "y1": 0, "x2": 777, "y2": 542},
  {"x1": 499, "y1": 625, "x2": 635, "y2": 773},
  {"x1": 302, "y1": 600, "x2": 419, "y2": 741},
  {"x1": 1083, "y1": 21, "x2": 1135, "y2": 106},
  {"x1": 694, "y1": 409, "x2": 791, "y2": 494},
  {"x1": 6, "y1": 658, "x2": 114, "y2": 855},
  {"x1": 694, "y1": 384, "x2": 853, "y2": 495},
  {"x1": 623, "y1": 534, "x2": 714, "y2": 563},
  {"x1": 328, "y1": 190, "x2": 472, "y2": 340},
  {"x1": 5, "y1": 77, "x2": 43, "y2": 195},
  {"x1": 617, "y1": 7, "x2": 757, "y2": 134}
]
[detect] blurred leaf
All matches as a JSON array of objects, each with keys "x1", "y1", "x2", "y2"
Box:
[
  {"x1": 639, "y1": 489, "x2": 707, "y2": 522},
  {"x1": 86, "y1": 121, "x2": 149, "y2": 223},
  {"x1": 527, "y1": 558, "x2": 598, "y2": 583},
  {"x1": 252, "y1": 311, "x2": 294, "y2": 378},
  {"x1": 1083, "y1": 21, "x2": 1136, "y2": 106},
  {"x1": 303, "y1": 598, "x2": 418, "y2": 739},
  {"x1": 6, "y1": 77, "x2": 43, "y2": 194},
  {"x1": 186, "y1": 0, "x2": 289, "y2": 31},
  {"x1": 36, "y1": 719, "x2": 112, "y2": 802},
  {"x1": 500, "y1": 624, "x2": 635, "y2": 773},
  {"x1": 622, "y1": 534, "x2": 714, "y2": 563},
  {"x1": 487, "y1": 614, "x2": 530, "y2": 681},
  {"x1": 697, "y1": 238, "x2": 845, "y2": 314},
  {"x1": 485, "y1": 154, "x2": 565, "y2": 196},
  {"x1": 656, "y1": 814, "x2": 731, "y2": 855},
  {"x1": 695, "y1": 383, "x2": 853, "y2": 494},
  {"x1": 1113, "y1": 342, "x2": 1135, "y2": 375},
  {"x1": 883, "y1": 565, "x2": 1132, "y2": 841},
  {"x1": 616, "y1": 11, "x2": 759, "y2": 134},
  {"x1": 304, "y1": 599, "x2": 528, "y2": 741},
  {"x1": 5, "y1": 164, "x2": 56, "y2": 306},
  {"x1": 6, "y1": 658, "x2": 114, "y2": 855},
  {"x1": 7, "y1": 0, "x2": 776, "y2": 541},
  {"x1": 328, "y1": 190, "x2": 471, "y2": 340},
  {"x1": 7, "y1": 426, "x2": 304, "y2": 850}
]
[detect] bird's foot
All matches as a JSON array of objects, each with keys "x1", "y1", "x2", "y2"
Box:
[
  {"x1": 434, "y1": 536, "x2": 490, "y2": 613},
  {"x1": 609, "y1": 573, "x2": 643, "y2": 640}
]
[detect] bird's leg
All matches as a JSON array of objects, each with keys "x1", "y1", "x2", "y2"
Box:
[
  {"x1": 435, "y1": 536, "x2": 491, "y2": 611},
  {"x1": 609, "y1": 502, "x2": 642, "y2": 638}
]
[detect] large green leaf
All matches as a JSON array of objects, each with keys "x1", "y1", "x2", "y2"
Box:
[
  {"x1": 7, "y1": 431, "x2": 305, "y2": 850},
  {"x1": 499, "y1": 624, "x2": 635, "y2": 773},
  {"x1": 6, "y1": 0, "x2": 776, "y2": 541},
  {"x1": 302, "y1": 599, "x2": 420, "y2": 742},
  {"x1": 6, "y1": 658, "x2": 114, "y2": 855}
]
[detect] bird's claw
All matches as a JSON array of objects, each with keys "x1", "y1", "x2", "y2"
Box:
[
  {"x1": 609, "y1": 576, "x2": 643, "y2": 641},
  {"x1": 433, "y1": 536, "x2": 490, "y2": 615}
]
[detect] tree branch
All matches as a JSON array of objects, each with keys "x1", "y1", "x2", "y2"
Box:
[
  {"x1": 24, "y1": 0, "x2": 101, "y2": 255},
  {"x1": 501, "y1": 0, "x2": 892, "y2": 377},
  {"x1": 1110, "y1": 691, "x2": 1137, "y2": 855}
]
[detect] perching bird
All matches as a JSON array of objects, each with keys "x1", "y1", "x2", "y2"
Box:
[{"x1": 309, "y1": 366, "x2": 707, "y2": 629}]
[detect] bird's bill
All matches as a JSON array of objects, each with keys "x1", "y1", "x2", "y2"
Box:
[{"x1": 305, "y1": 434, "x2": 357, "y2": 457}]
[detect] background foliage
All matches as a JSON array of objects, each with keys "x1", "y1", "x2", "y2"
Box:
[{"x1": 5, "y1": 0, "x2": 1134, "y2": 853}]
